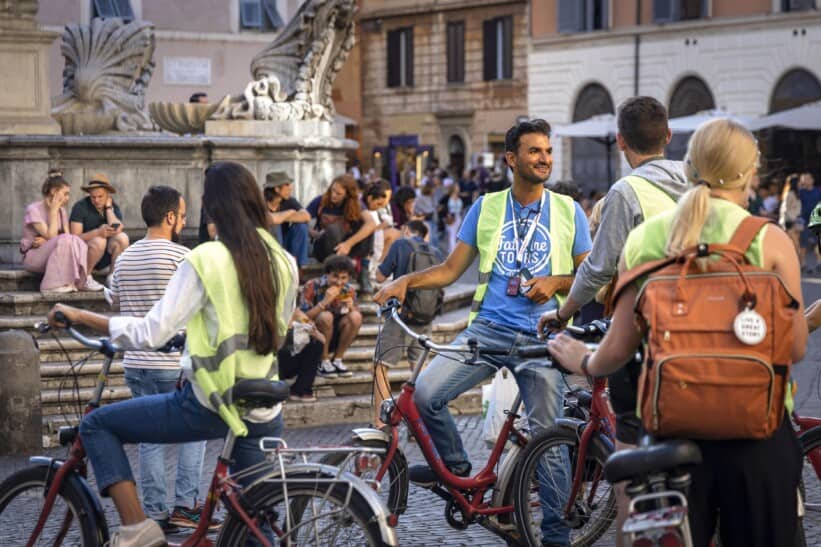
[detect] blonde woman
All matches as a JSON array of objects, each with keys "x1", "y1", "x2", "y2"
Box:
[{"x1": 548, "y1": 119, "x2": 807, "y2": 546}]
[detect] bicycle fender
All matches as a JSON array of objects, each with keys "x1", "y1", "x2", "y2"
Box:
[
  {"x1": 68, "y1": 471, "x2": 110, "y2": 542},
  {"x1": 249, "y1": 462, "x2": 398, "y2": 546},
  {"x1": 490, "y1": 443, "x2": 522, "y2": 511},
  {"x1": 27, "y1": 458, "x2": 111, "y2": 543},
  {"x1": 351, "y1": 427, "x2": 391, "y2": 444},
  {"x1": 351, "y1": 427, "x2": 410, "y2": 517}
]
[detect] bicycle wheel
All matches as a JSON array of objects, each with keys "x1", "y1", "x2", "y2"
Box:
[
  {"x1": 0, "y1": 465, "x2": 102, "y2": 546},
  {"x1": 217, "y1": 472, "x2": 386, "y2": 546},
  {"x1": 513, "y1": 425, "x2": 616, "y2": 547},
  {"x1": 320, "y1": 437, "x2": 409, "y2": 516},
  {"x1": 798, "y1": 425, "x2": 821, "y2": 543}
]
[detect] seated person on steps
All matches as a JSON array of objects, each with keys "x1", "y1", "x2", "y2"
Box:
[{"x1": 299, "y1": 254, "x2": 362, "y2": 379}]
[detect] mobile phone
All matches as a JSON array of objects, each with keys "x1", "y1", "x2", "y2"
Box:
[
  {"x1": 110, "y1": 222, "x2": 121, "y2": 230},
  {"x1": 519, "y1": 268, "x2": 534, "y2": 295}
]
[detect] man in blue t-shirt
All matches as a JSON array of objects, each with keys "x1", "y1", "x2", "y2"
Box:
[{"x1": 375, "y1": 120, "x2": 591, "y2": 546}]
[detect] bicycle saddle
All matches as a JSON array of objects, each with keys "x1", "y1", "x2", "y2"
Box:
[
  {"x1": 227, "y1": 379, "x2": 290, "y2": 408},
  {"x1": 603, "y1": 440, "x2": 702, "y2": 484}
]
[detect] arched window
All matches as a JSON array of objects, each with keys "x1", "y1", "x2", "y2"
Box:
[
  {"x1": 766, "y1": 68, "x2": 821, "y2": 178},
  {"x1": 572, "y1": 83, "x2": 615, "y2": 193},
  {"x1": 667, "y1": 76, "x2": 715, "y2": 160},
  {"x1": 448, "y1": 134, "x2": 466, "y2": 178},
  {"x1": 770, "y1": 68, "x2": 821, "y2": 113}
]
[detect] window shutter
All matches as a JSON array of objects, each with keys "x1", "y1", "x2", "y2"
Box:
[
  {"x1": 598, "y1": 0, "x2": 610, "y2": 30},
  {"x1": 405, "y1": 28, "x2": 414, "y2": 87},
  {"x1": 482, "y1": 19, "x2": 496, "y2": 81},
  {"x1": 240, "y1": 0, "x2": 263, "y2": 28},
  {"x1": 558, "y1": 0, "x2": 584, "y2": 33},
  {"x1": 447, "y1": 22, "x2": 465, "y2": 83},
  {"x1": 786, "y1": 0, "x2": 816, "y2": 10},
  {"x1": 653, "y1": 0, "x2": 676, "y2": 22},
  {"x1": 502, "y1": 16, "x2": 513, "y2": 79},
  {"x1": 112, "y1": 0, "x2": 134, "y2": 20},
  {"x1": 262, "y1": 0, "x2": 285, "y2": 29},
  {"x1": 93, "y1": 0, "x2": 114, "y2": 18},
  {"x1": 387, "y1": 29, "x2": 401, "y2": 87},
  {"x1": 456, "y1": 23, "x2": 465, "y2": 82}
]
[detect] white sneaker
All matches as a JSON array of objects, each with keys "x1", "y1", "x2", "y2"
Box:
[
  {"x1": 332, "y1": 358, "x2": 353, "y2": 377},
  {"x1": 318, "y1": 359, "x2": 337, "y2": 377},
  {"x1": 81, "y1": 275, "x2": 105, "y2": 292},
  {"x1": 108, "y1": 519, "x2": 166, "y2": 547},
  {"x1": 42, "y1": 284, "x2": 76, "y2": 294}
]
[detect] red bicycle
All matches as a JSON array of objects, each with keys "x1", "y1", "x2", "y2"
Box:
[
  {"x1": 324, "y1": 299, "x2": 619, "y2": 546},
  {"x1": 0, "y1": 313, "x2": 396, "y2": 546}
]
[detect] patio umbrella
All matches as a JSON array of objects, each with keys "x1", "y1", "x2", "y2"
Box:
[
  {"x1": 747, "y1": 100, "x2": 821, "y2": 131},
  {"x1": 552, "y1": 114, "x2": 617, "y2": 138},
  {"x1": 553, "y1": 114, "x2": 618, "y2": 186},
  {"x1": 668, "y1": 110, "x2": 755, "y2": 134}
]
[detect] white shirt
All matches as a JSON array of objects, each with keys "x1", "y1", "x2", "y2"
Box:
[{"x1": 109, "y1": 255, "x2": 298, "y2": 421}]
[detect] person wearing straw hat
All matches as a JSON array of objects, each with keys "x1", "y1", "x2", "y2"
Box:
[
  {"x1": 263, "y1": 171, "x2": 310, "y2": 267},
  {"x1": 69, "y1": 173, "x2": 130, "y2": 287}
]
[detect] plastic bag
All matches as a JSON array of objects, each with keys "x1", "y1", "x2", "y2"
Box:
[{"x1": 481, "y1": 368, "x2": 520, "y2": 447}]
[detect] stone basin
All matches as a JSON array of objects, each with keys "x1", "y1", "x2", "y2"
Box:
[
  {"x1": 53, "y1": 112, "x2": 117, "y2": 135},
  {"x1": 149, "y1": 102, "x2": 221, "y2": 135}
]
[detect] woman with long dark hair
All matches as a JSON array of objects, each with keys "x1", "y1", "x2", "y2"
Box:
[{"x1": 47, "y1": 162, "x2": 297, "y2": 546}]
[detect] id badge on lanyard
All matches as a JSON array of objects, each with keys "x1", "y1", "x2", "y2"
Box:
[{"x1": 506, "y1": 191, "x2": 545, "y2": 296}]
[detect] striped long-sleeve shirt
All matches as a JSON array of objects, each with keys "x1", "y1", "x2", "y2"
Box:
[{"x1": 108, "y1": 238, "x2": 189, "y2": 369}]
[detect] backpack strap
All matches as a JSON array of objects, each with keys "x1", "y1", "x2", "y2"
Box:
[
  {"x1": 610, "y1": 255, "x2": 678, "y2": 309},
  {"x1": 728, "y1": 216, "x2": 771, "y2": 256}
]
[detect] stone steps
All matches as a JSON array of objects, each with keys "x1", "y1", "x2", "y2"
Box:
[{"x1": 0, "y1": 268, "x2": 480, "y2": 446}]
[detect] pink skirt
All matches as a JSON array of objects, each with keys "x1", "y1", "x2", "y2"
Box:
[{"x1": 22, "y1": 233, "x2": 88, "y2": 291}]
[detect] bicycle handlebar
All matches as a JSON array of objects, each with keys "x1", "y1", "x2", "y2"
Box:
[
  {"x1": 377, "y1": 297, "x2": 607, "y2": 373},
  {"x1": 35, "y1": 313, "x2": 186, "y2": 356}
]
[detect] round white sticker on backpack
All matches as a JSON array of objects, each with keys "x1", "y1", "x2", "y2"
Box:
[{"x1": 734, "y1": 308, "x2": 767, "y2": 346}]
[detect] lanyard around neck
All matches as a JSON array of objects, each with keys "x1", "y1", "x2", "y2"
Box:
[{"x1": 509, "y1": 190, "x2": 546, "y2": 268}]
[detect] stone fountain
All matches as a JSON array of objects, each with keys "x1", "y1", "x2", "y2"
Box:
[{"x1": 0, "y1": 0, "x2": 358, "y2": 263}]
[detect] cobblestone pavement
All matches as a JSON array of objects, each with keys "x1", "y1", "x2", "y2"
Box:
[{"x1": 1, "y1": 281, "x2": 820, "y2": 546}]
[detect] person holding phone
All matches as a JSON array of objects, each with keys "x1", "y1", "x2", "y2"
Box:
[
  {"x1": 20, "y1": 170, "x2": 95, "y2": 292},
  {"x1": 69, "y1": 173, "x2": 130, "y2": 287}
]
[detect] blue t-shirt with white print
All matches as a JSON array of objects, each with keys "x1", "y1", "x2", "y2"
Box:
[{"x1": 458, "y1": 192, "x2": 591, "y2": 334}]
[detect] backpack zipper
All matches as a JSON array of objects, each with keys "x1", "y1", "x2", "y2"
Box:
[{"x1": 651, "y1": 353, "x2": 775, "y2": 430}]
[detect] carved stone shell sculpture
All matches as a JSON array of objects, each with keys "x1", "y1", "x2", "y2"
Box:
[
  {"x1": 212, "y1": 0, "x2": 357, "y2": 122},
  {"x1": 51, "y1": 18, "x2": 157, "y2": 133},
  {"x1": 149, "y1": 102, "x2": 221, "y2": 135}
]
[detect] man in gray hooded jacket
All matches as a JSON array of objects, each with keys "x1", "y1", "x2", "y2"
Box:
[{"x1": 539, "y1": 96, "x2": 688, "y2": 441}]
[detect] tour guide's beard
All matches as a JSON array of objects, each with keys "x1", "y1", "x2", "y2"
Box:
[{"x1": 518, "y1": 165, "x2": 551, "y2": 185}]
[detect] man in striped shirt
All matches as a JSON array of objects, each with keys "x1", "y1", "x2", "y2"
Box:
[{"x1": 106, "y1": 186, "x2": 213, "y2": 533}]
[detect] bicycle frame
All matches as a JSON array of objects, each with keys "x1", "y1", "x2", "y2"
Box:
[
  {"x1": 558, "y1": 376, "x2": 615, "y2": 519},
  {"x1": 372, "y1": 332, "x2": 528, "y2": 526},
  {"x1": 25, "y1": 330, "x2": 277, "y2": 547}
]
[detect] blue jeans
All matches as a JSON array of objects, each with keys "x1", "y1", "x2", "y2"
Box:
[
  {"x1": 414, "y1": 318, "x2": 570, "y2": 544},
  {"x1": 80, "y1": 382, "x2": 284, "y2": 500},
  {"x1": 273, "y1": 223, "x2": 309, "y2": 267},
  {"x1": 123, "y1": 368, "x2": 206, "y2": 519}
]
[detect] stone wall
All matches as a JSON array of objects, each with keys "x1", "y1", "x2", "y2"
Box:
[{"x1": 0, "y1": 132, "x2": 356, "y2": 264}]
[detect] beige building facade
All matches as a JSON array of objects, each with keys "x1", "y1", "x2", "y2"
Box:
[
  {"x1": 530, "y1": 0, "x2": 821, "y2": 191},
  {"x1": 359, "y1": 0, "x2": 529, "y2": 184}
]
